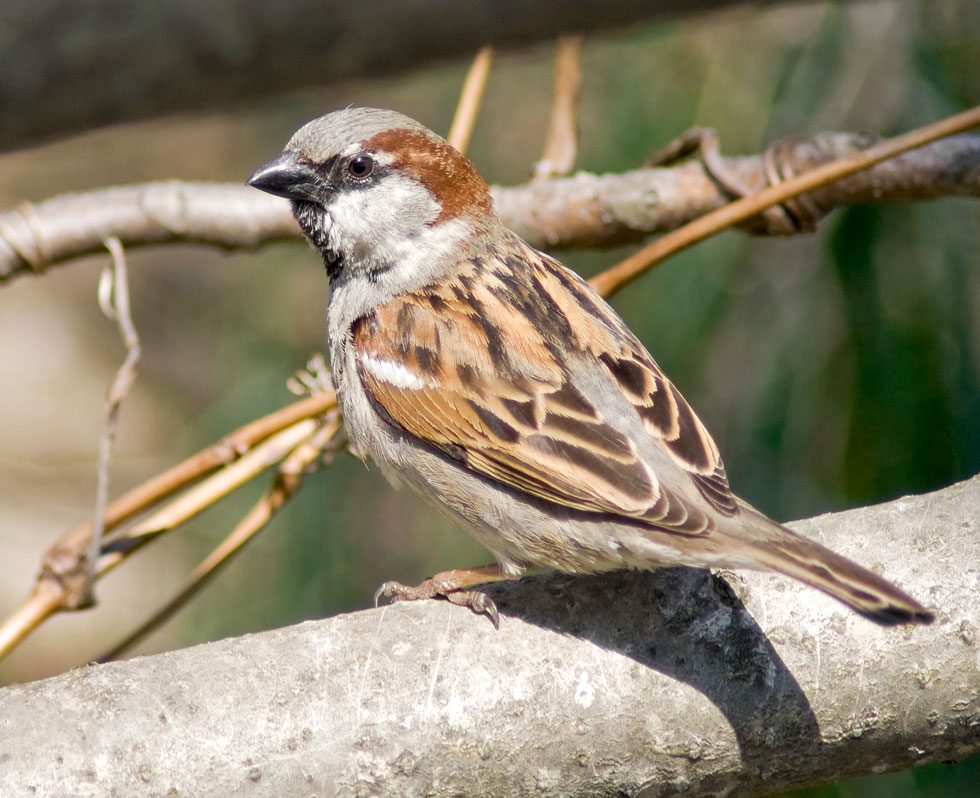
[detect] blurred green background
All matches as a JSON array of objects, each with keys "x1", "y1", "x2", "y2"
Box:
[{"x1": 0, "y1": 1, "x2": 977, "y2": 794}]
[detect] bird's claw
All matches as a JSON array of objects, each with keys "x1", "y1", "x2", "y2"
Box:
[{"x1": 373, "y1": 579, "x2": 500, "y2": 628}]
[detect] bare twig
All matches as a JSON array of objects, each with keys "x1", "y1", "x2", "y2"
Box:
[
  {"x1": 533, "y1": 34, "x2": 584, "y2": 180},
  {"x1": 82, "y1": 237, "x2": 142, "y2": 607},
  {"x1": 589, "y1": 103, "x2": 980, "y2": 296},
  {"x1": 645, "y1": 126, "x2": 800, "y2": 234},
  {"x1": 97, "y1": 364, "x2": 340, "y2": 660},
  {"x1": 0, "y1": 389, "x2": 337, "y2": 662},
  {"x1": 0, "y1": 581, "x2": 64, "y2": 661},
  {"x1": 0, "y1": 420, "x2": 322, "y2": 662},
  {"x1": 104, "y1": 419, "x2": 321, "y2": 557},
  {"x1": 447, "y1": 46, "x2": 494, "y2": 154},
  {"x1": 99, "y1": 411, "x2": 344, "y2": 662}
]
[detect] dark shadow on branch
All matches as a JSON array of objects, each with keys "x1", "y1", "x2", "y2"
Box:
[{"x1": 487, "y1": 568, "x2": 822, "y2": 783}]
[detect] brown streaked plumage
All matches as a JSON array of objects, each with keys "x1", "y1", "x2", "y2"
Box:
[
  {"x1": 351, "y1": 242, "x2": 719, "y2": 529},
  {"x1": 248, "y1": 107, "x2": 934, "y2": 628}
]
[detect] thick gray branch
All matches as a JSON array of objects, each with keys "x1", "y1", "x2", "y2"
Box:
[
  {"x1": 1, "y1": 476, "x2": 978, "y2": 797},
  {"x1": 0, "y1": 0, "x2": 745, "y2": 151}
]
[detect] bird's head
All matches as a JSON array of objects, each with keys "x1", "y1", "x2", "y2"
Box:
[{"x1": 248, "y1": 107, "x2": 496, "y2": 290}]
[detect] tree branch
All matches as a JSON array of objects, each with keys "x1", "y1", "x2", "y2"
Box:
[
  {"x1": 1, "y1": 475, "x2": 977, "y2": 797},
  {"x1": 1, "y1": 132, "x2": 977, "y2": 282},
  {"x1": 0, "y1": 0, "x2": 757, "y2": 151}
]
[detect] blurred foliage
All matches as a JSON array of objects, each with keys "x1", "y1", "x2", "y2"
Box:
[
  {"x1": 774, "y1": 751, "x2": 980, "y2": 798},
  {"x1": 0, "y1": 0, "x2": 977, "y2": 792}
]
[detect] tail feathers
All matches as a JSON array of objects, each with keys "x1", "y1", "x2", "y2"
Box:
[{"x1": 734, "y1": 511, "x2": 934, "y2": 626}]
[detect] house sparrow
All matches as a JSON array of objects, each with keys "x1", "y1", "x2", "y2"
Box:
[{"x1": 248, "y1": 107, "x2": 933, "y2": 627}]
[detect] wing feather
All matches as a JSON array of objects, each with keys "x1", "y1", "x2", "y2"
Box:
[{"x1": 352, "y1": 239, "x2": 737, "y2": 532}]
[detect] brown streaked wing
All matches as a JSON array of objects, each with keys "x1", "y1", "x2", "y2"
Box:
[
  {"x1": 352, "y1": 281, "x2": 664, "y2": 519},
  {"x1": 622, "y1": 349, "x2": 737, "y2": 516},
  {"x1": 530, "y1": 251, "x2": 739, "y2": 518},
  {"x1": 352, "y1": 240, "x2": 738, "y2": 528}
]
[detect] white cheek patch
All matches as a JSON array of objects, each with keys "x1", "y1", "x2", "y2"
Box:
[
  {"x1": 329, "y1": 174, "x2": 440, "y2": 248},
  {"x1": 360, "y1": 353, "x2": 427, "y2": 390}
]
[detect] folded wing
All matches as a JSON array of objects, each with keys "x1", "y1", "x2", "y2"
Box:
[{"x1": 352, "y1": 242, "x2": 738, "y2": 534}]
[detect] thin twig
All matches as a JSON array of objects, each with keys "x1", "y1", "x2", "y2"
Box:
[
  {"x1": 0, "y1": 581, "x2": 64, "y2": 660},
  {"x1": 102, "y1": 418, "x2": 321, "y2": 560},
  {"x1": 99, "y1": 413, "x2": 343, "y2": 662},
  {"x1": 533, "y1": 34, "x2": 584, "y2": 180},
  {"x1": 56, "y1": 391, "x2": 337, "y2": 562},
  {"x1": 97, "y1": 368, "x2": 340, "y2": 660},
  {"x1": 447, "y1": 46, "x2": 493, "y2": 154},
  {"x1": 589, "y1": 103, "x2": 980, "y2": 297},
  {"x1": 646, "y1": 126, "x2": 804, "y2": 234},
  {"x1": 0, "y1": 420, "x2": 320, "y2": 662},
  {"x1": 85, "y1": 237, "x2": 141, "y2": 603},
  {"x1": 0, "y1": 389, "x2": 337, "y2": 662}
]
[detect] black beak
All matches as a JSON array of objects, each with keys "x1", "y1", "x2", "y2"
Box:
[{"x1": 247, "y1": 150, "x2": 322, "y2": 202}]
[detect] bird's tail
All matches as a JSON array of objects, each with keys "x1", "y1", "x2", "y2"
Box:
[{"x1": 731, "y1": 505, "x2": 934, "y2": 626}]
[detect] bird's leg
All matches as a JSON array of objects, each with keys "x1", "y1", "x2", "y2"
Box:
[{"x1": 374, "y1": 564, "x2": 509, "y2": 628}]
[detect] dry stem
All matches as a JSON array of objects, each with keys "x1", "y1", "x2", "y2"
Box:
[
  {"x1": 447, "y1": 46, "x2": 494, "y2": 154},
  {"x1": 533, "y1": 34, "x2": 584, "y2": 180}
]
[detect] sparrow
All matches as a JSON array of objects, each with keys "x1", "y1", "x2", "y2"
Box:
[{"x1": 248, "y1": 107, "x2": 933, "y2": 628}]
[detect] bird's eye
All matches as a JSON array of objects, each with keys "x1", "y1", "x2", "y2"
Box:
[{"x1": 347, "y1": 154, "x2": 374, "y2": 179}]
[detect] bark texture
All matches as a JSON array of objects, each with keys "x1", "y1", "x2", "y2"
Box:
[{"x1": 1, "y1": 476, "x2": 977, "y2": 797}]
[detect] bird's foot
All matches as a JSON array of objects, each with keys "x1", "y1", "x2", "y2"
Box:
[{"x1": 373, "y1": 565, "x2": 507, "y2": 628}]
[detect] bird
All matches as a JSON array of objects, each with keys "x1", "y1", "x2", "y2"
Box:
[{"x1": 248, "y1": 107, "x2": 933, "y2": 628}]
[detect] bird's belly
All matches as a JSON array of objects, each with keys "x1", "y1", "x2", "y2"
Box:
[
  {"x1": 370, "y1": 427, "x2": 700, "y2": 576},
  {"x1": 335, "y1": 353, "x2": 705, "y2": 576}
]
